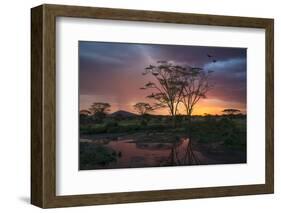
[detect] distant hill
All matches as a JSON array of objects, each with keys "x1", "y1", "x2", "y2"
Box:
[{"x1": 109, "y1": 110, "x2": 138, "y2": 117}]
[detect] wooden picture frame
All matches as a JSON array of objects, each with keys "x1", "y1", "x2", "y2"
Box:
[{"x1": 31, "y1": 4, "x2": 274, "y2": 208}]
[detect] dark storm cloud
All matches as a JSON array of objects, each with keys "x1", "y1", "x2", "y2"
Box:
[
  {"x1": 205, "y1": 57, "x2": 247, "y2": 103},
  {"x1": 79, "y1": 41, "x2": 247, "y2": 113},
  {"x1": 79, "y1": 41, "x2": 151, "y2": 96},
  {"x1": 143, "y1": 44, "x2": 246, "y2": 67},
  {"x1": 79, "y1": 41, "x2": 145, "y2": 75}
]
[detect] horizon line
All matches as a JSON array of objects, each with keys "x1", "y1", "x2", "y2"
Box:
[{"x1": 79, "y1": 109, "x2": 247, "y2": 116}]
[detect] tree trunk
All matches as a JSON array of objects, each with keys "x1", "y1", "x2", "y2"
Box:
[
  {"x1": 186, "y1": 112, "x2": 200, "y2": 165},
  {"x1": 172, "y1": 115, "x2": 177, "y2": 128}
]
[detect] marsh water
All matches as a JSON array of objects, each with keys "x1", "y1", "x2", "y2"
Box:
[{"x1": 80, "y1": 137, "x2": 217, "y2": 169}]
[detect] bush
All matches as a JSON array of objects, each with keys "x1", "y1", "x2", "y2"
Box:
[
  {"x1": 106, "y1": 126, "x2": 121, "y2": 133},
  {"x1": 122, "y1": 124, "x2": 140, "y2": 132},
  {"x1": 79, "y1": 143, "x2": 117, "y2": 169},
  {"x1": 140, "y1": 120, "x2": 148, "y2": 126},
  {"x1": 105, "y1": 120, "x2": 118, "y2": 128},
  {"x1": 80, "y1": 124, "x2": 107, "y2": 134},
  {"x1": 224, "y1": 130, "x2": 246, "y2": 150}
]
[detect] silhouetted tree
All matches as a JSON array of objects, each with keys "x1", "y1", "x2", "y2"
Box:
[
  {"x1": 141, "y1": 61, "x2": 186, "y2": 126},
  {"x1": 180, "y1": 67, "x2": 214, "y2": 165},
  {"x1": 133, "y1": 102, "x2": 153, "y2": 116},
  {"x1": 181, "y1": 67, "x2": 213, "y2": 118},
  {"x1": 141, "y1": 60, "x2": 214, "y2": 165},
  {"x1": 222, "y1": 108, "x2": 241, "y2": 115},
  {"x1": 89, "y1": 102, "x2": 111, "y2": 122}
]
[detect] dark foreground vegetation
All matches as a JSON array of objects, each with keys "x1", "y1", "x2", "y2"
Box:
[{"x1": 79, "y1": 113, "x2": 246, "y2": 170}]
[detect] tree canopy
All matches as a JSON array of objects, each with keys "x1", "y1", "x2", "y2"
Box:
[
  {"x1": 89, "y1": 102, "x2": 111, "y2": 115},
  {"x1": 141, "y1": 60, "x2": 187, "y2": 118},
  {"x1": 141, "y1": 60, "x2": 213, "y2": 120},
  {"x1": 222, "y1": 108, "x2": 241, "y2": 115},
  {"x1": 133, "y1": 102, "x2": 153, "y2": 115},
  {"x1": 180, "y1": 67, "x2": 213, "y2": 117}
]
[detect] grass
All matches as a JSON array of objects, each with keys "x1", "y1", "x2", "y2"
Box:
[
  {"x1": 79, "y1": 115, "x2": 247, "y2": 169},
  {"x1": 80, "y1": 120, "x2": 173, "y2": 135},
  {"x1": 79, "y1": 142, "x2": 118, "y2": 170},
  {"x1": 80, "y1": 115, "x2": 246, "y2": 151}
]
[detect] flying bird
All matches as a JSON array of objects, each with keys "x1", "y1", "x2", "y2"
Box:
[
  {"x1": 212, "y1": 59, "x2": 217, "y2": 63},
  {"x1": 207, "y1": 54, "x2": 213, "y2": 58}
]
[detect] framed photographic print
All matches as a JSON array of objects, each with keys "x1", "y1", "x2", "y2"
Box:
[{"x1": 31, "y1": 4, "x2": 274, "y2": 208}]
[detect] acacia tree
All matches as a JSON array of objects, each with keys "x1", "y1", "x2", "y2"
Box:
[
  {"x1": 89, "y1": 102, "x2": 111, "y2": 122},
  {"x1": 133, "y1": 102, "x2": 153, "y2": 116},
  {"x1": 222, "y1": 108, "x2": 241, "y2": 115},
  {"x1": 141, "y1": 61, "x2": 186, "y2": 126},
  {"x1": 180, "y1": 67, "x2": 213, "y2": 165},
  {"x1": 181, "y1": 67, "x2": 213, "y2": 118},
  {"x1": 141, "y1": 61, "x2": 214, "y2": 165}
]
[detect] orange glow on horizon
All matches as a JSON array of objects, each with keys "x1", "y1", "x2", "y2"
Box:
[
  {"x1": 80, "y1": 99, "x2": 246, "y2": 116},
  {"x1": 79, "y1": 42, "x2": 247, "y2": 117}
]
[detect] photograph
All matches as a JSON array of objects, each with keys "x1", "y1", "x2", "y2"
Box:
[
  {"x1": 29, "y1": 3, "x2": 274, "y2": 208},
  {"x1": 79, "y1": 41, "x2": 247, "y2": 170}
]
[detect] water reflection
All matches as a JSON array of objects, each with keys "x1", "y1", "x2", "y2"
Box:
[{"x1": 81, "y1": 138, "x2": 215, "y2": 169}]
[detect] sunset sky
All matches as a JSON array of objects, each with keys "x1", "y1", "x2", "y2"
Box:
[{"x1": 79, "y1": 41, "x2": 246, "y2": 115}]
